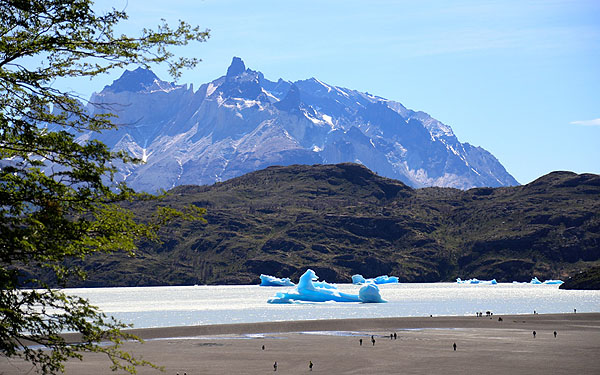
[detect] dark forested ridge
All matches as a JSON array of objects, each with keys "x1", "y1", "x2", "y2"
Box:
[
  {"x1": 560, "y1": 266, "x2": 600, "y2": 290},
  {"x1": 25, "y1": 163, "x2": 600, "y2": 287}
]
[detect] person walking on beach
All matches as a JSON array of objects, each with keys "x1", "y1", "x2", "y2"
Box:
[
  {"x1": 532, "y1": 331, "x2": 536, "y2": 338},
  {"x1": 371, "y1": 336, "x2": 376, "y2": 346},
  {"x1": 262, "y1": 345, "x2": 265, "y2": 350},
  {"x1": 453, "y1": 342, "x2": 457, "y2": 351},
  {"x1": 394, "y1": 332, "x2": 397, "y2": 340},
  {"x1": 554, "y1": 331, "x2": 557, "y2": 338},
  {"x1": 309, "y1": 361, "x2": 313, "y2": 371},
  {"x1": 274, "y1": 361, "x2": 277, "y2": 371},
  {"x1": 359, "y1": 338, "x2": 363, "y2": 346}
]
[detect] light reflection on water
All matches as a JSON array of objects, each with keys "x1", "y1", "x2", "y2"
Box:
[{"x1": 63, "y1": 283, "x2": 600, "y2": 329}]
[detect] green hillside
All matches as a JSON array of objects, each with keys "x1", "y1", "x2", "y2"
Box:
[{"x1": 27, "y1": 163, "x2": 600, "y2": 287}]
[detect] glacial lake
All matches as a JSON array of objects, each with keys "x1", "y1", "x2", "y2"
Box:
[{"x1": 64, "y1": 283, "x2": 600, "y2": 329}]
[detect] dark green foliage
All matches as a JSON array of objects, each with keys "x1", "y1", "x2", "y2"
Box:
[
  {"x1": 56, "y1": 165, "x2": 599, "y2": 287},
  {"x1": 0, "y1": 0, "x2": 207, "y2": 373}
]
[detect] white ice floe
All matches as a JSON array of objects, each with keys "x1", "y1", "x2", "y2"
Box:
[
  {"x1": 259, "y1": 274, "x2": 295, "y2": 287},
  {"x1": 541, "y1": 279, "x2": 564, "y2": 285},
  {"x1": 528, "y1": 277, "x2": 564, "y2": 285},
  {"x1": 267, "y1": 269, "x2": 386, "y2": 304},
  {"x1": 456, "y1": 278, "x2": 498, "y2": 285},
  {"x1": 352, "y1": 274, "x2": 399, "y2": 285}
]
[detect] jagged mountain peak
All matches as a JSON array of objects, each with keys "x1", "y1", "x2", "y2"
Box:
[
  {"x1": 211, "y1": 57, "x2": 270, "y2": 102},
  {"x1": 226, "y1": 56, "x2": 246, "y2": 78},
  {"x1": 104, "y1": 67, "x2": 160, "y2": 93},
  {"x1": 84, "y1": 57, "x2": 519, "y2": 192}
]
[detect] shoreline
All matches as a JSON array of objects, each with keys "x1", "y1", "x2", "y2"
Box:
[
  {"x1": 121, "y1": 312, "x2": 599, "y2": 340},
  {"x1": 3, "y1": 313, "x2": 599, "y2": 374}
]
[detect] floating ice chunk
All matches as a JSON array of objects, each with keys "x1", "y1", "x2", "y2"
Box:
[
  {"x1": 352, "y1": 274, "x2": 398, "y2": 285},
  {"x1": 373, "y1": 275, "x2": 399, "y2": 284},
  {"x1": 358, "y1": 283, "x2": 386, "y2": 303},
  {"x1": 511, "y1": 278, "x2": 563, "y2": 285},
  {"x1": 528, "y1": 277, "x2": 564, "y2": 285},
  {"x1": 456, "y1": 278, "x2": 497, "y2": 285},
  {"x1": 352, "y1": 274, "x2": 366, "y2": 284},
  {"x1": 542, "y1": 279, "x2": 564, "y2": 285},
  {"x1": 530, "y1": 277, "x2": 542, "y2": 285},
  {"x1": 259, "y1": 274, "x2": 295, "y2": 287},
  {"x1": 268, "y1": 269, "x2": 385, "y2": 304}
]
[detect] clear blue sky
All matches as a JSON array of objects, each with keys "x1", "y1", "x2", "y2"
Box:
[{"x1": 62, "y1": 0, "x2": 600, "y2": 184}]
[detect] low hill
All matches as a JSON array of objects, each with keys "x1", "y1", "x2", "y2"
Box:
[
  {"x1": 28, "y1": 164, "x2": 600, "y2": 287},
  {"x1": 560, "y1": 266, "x2": 600, "y2": 290}
]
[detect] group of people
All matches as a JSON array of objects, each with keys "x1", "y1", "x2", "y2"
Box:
[{"x1": 358, "y1": 332, "x2": 398, "y2": 347}]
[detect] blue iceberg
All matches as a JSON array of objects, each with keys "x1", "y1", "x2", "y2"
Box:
[
  {"x1": 358, "y1": 283, "x2": 386, "y2": 303},
  {"x1": 373, "y1": 275, "x2": 399, "y2": 284},
  {"x1": 352, "y1": 274, "x2": 399, "y2": 285},
  {"x1": 542, "y1": 279, "x2": 564, "y2": 285},
  {"x1": 528, "y1": 277, "x2": 563, "y2": 285},
  {"x1": 259, "y1": 274, "x2": 295, "y2": 287},
  {"x1": 352, "y1": 274, "x2": 366, "y2": 284},
  {"x1": 456, "y1": 278, "x2": 498, "y2": 285},
  {"x1": 530, "y1": 277, "x2": 542, "y2": 284},
  {"x1": 268, "y1": 269, "x2": 386, "y2": 304}
]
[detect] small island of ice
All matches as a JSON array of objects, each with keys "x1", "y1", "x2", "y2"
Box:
[
  {"x1": 352, "y1": 274, "x2": 399, "y2": 285},
  {"x1": 541, "y1": 279, "x2": 564, "y2": 285},
  {"x1": 529, "y1": 277, "x2": 564, "y2": 285},
  {"x1": 268, "y1": 269, "x2": 386, "y2": 304},
  {"x1": 259, "y1": 274, "x2": 295, "y2": 287},
  {"x1": 456, "y1": 278, "x2": 498, "y2": 285}
]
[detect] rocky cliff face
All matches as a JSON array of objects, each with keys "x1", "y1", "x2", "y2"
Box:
[{"x1": 83, "y1": 57, "x2": 518, "y2": 192}]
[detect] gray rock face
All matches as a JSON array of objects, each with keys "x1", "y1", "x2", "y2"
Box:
[{"x1": 82, "y1": 57, "x2": 518, "y2": 192}]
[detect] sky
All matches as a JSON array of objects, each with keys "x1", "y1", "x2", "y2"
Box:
[{"x1": 60, "y1": 0, "x2": 600, "y2": 185}]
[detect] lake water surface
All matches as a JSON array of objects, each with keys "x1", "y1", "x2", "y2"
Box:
[{"x1": 64, "y1": 283, "x2": 600, "y2": 329}]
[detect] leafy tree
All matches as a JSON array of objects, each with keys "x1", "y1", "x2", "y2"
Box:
[{"x1": 0, "y1": 0, "x2": 208, "y2": 373}]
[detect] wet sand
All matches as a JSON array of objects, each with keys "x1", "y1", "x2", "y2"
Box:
[{"x1": 2, "y1": 313, "x2": 599, "y2": 374}]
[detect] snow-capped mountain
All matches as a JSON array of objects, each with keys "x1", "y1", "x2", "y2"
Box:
[{"x1": 84, "y1": 57, "x2": 518, "y2": 192}]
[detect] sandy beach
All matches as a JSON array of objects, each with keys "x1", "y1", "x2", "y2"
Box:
[{"x1": 2, "y1": 313, "x2": 599, "y2": 374}]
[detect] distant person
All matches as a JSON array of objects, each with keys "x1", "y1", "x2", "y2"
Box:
[
  {"x1": 533, "y1": 310, "x2": 537, "y2": 314},
  {"x1": 359, "y1": 338, "x2": 363, "y2": 346},
  {"x1": 274, "y1": 361, "x2": 277, "y2": 371},
  {"x1": 309, "y1": 361, "x2": 314, "y2": 371},
  {"x1": 372, "y1": 337, "x2": 376, "y2": 346},
  {"x1": 390, "y1": 333, "x2": 393, "y2": 340},
  {"x1": 453, "y1": 342, "x2": 457, "y2": 351},
  {"x1": 533, "y1": 331, "x2": 536, "y2": 338},
  {"x1": 498, "y1": 317, "x2": 503, "y2": 322},
  {"x1": 554, "y1": 331, "x2": 557, "y2": 338},
  {"x1": 394, "y1": 332, "x2": 397, "y2": 340},
  {"x1": 262, "y1": 345, "x2": 265, "y2": 350},
  {"x1": 574, "y1": 308, "x2": 577, "y2": 313}
]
